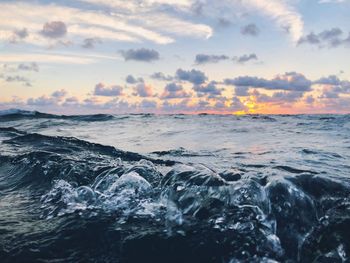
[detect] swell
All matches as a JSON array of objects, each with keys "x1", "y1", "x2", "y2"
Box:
[
  {"x1": 2, "y1": 130, "x2": 175, "y2": 165},
  {"x1": 0, "y1": 128, "x2": 175, "y2": 192}
]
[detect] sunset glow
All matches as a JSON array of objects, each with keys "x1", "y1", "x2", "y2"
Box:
[{"x1": 0, "y1": 0, "x2": 349, "y2": 114}]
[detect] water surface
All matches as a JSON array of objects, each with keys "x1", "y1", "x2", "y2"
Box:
[{"x1": 1, "y1": 110, "x2": 350, "y2": 262}]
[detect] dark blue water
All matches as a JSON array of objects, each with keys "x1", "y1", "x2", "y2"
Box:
[{"x1": 1, "y1": 109, "x2": 350, "y2": 262}]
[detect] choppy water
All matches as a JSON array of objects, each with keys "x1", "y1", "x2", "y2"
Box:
[{"x1": 1, "y1": 109, "x2": 350, "y2": 263}]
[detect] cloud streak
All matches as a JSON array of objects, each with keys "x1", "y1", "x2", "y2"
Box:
[
  {"x1": 120, "y1": 48, "x2": 160, "y2": 62},
  {"x1": 244, "y1": 0, "x2": 304, "y2": 42},
  {"x1": 298, "y1": 28, "x2": 350, "y2": 48},
  {"x1": 224, "y1": 72, "x2": 312, "y2": 92},
  {"x1": 0, "y1": 1, "x2": 215, "y2": 48},
  {"x1": 18, "y1": 63, "x2": 39, "y2": 72},
  {"x1": 195, "y1": 54, "x2": 230, "y2": 65},
  {"x1": 233, "y1": 54, "x2": 258, "y2": 64}
]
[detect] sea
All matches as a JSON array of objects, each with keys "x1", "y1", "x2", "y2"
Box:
[{"x1": 0, "y1": 109, "x2": 350, "y2": 262}]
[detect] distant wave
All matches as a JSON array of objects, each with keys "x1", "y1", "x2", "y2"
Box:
[
  {"x1": 152, "y1": 147, "x2": 215, "y2": 157},
  {"x1": 0, "y1": 109, "x2": 115, "y2": 122},
  {"x1": 1, "y1": 109, "x2": 349, "y2": 122}
]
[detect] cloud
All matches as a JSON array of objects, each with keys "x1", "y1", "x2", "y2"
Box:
[
  {"x1": 0, "y1": 97, "x2": 25, "y2": 110},
  {"x1": 120, "y1": 48, "x2": 160, "y2": 62},
  {"x1": 233, "y1": 53, "x2": 258, "y2": 64},
  {"x1": 2, "y1": 75, "x2": 32, "y2": 87},
  {"x1": 82, "y1": 38, "x2": 102, "y2": 49},
  {"x1": 271, "y1": 91, "x2": 304, "y2": 102},
  {"x1": 217, "y1": 18, "x2": 232, "y2": 28},
  {"x1": 9, "y1": 28, "x2": 29, "y2": 43},
  {"x1": 25, "y1": 89, "x2": 68, "y2": 109},
  {"x1": 298, "y1": 28, "x2": 350, "y2": 48},
  {"x1": 27, "y1": 96, "x2": 57, "y2": 106},
  {"x1": 230, "y1": 96, "x2": 247, "y2": 111},
  {"x1": 196, "y1": 100, "x2": 210, "y2": 110},
  {"x1": 162, "y1": 98, "x2": 234, "y2": 113},
  {"x1": 103, "y1": 99, "x2": 136, "y2": 112},
  {"x1": 320, "y1": 97, "x2": 350, "y2": 113},
  {"x1": 195, "y1": 53, "x2": 258, "y2": 65},
  {"x1": 244, "y1": 0, "x2": 304, "y2": 42},
  {"x1": 93, "y1": 83, "x2": 124, "y2": 96},
  {"x1": 14, "y1": 28, "x2": 29, "y2": 39},
  {"x1": 78, "y1": 0, "x2": 213, "y2": 41},
  {"x1": 83, "y1": 97, "x2": 100, "y2": 106},
  {"x1": 133, "y1": 83, "x2": 154, "y2": 97},
  {"x1": 41, "y1": 21, "x2": 67, "y2": 38},
  {"x1": 194, "y1": 54, "x2": 229, "y2": 65},
  {"x1": 139, "y1": 99, "x2": 158, "y2": 109},
  {"x1": 305, "y1": 95, "x2": 315, "y2": 104},
  {"x1": 0, "y1": 53, "x2": 112, "y2": 65},
  {"x1": 315, "y1": 75, "x2": 350, "y2": 98},
  {"x1": 0, "y1": 64, "x2": 33, "y2": 86},
  {"x1": 166, "y1": 0, "x2": 303, "y2": 42},
  {"x1": 150, "y1": 72, "x2": 173, "y2": 81},
  {"x1": 250, "y1": 89, "x2": 304, "y2": 104},
  {"x1": 52, "y1": 40, "x2": 74, "y2": 48},
  {"x1": 317, "y1": 76, "x2": 350, "y2": 94},
  {"x1": 241, "y1": 23, "x2": 260, "y2": 36},
  {"x1": 224, "y1": 72, "x2": 312, "y2": 92},
  {"x1": 176, "y1": 68, "x2": 207, "y2": 85},
  {"x1": 0, "y1": 0, "x2": 303, "y2": 48},
  {"x1": 18, "y1": 63, "x2": 39, "y2": 72},
  {"x1": 315, "y1": 75, "x2": 343, "y2": 86},
  {"x1": 235, "y1": 86, "x2": 250, "y2": 96},
  {"x1": 51, "y1": 89, "x2": 68, "y2": 100},
  {"x1": 63, "y1": 96, "x2": 80, "y2": 107},
  {"x1": 126, "y1": 75, "x2": 144, "y2": 84},
  {"x1": 0, "y1": 2, "x2": 175, "y2": 46},
  {"x1": 319, "y1": 0, "x2": 346, "y2": 3},
  {"x1": 161, "y1": 99, "x2": 191, "y2": 112},
  {"x1": 161, "y1": 83, "x2": 191, "y2": 99},
  {"x1": 214, "y1": 98, "x2": 226, "y2": 109},
  {"x1": 193, "y1": 81, "x2": 222, "y2": 97},
  {"x1": 320, "y1": 89, "x2": 340, "y2": 99}
]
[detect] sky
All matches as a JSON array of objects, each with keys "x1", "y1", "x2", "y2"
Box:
[{"x1": 0, "y1": 0, "x2": 349, "y2": 114}]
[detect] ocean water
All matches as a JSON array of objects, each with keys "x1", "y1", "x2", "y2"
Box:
[{"x1": 1, "y1": 109, "x2": 350, "y2": 263}]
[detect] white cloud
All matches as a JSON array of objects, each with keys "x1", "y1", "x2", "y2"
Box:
[
  {"x1": 0, "y1": 2, "x2": 173, "y2": 45},
  {"x1": 0, "y1": 0, "x2": 303, "y2": 47},
  {"x1": 175, "y1": 0, "x2": 304, "y2": 42},
  {"x1": 319, "y1": 0, "x2": 346, "y2": 3},
  {"x1": 0, "y1": 52, "x2": 116, "y2": 65},
  {"x1": 79, "y1": 0, "x2": 212, "y2": 39},
  {"x1": 244, "y1": 0, "x2": 304, "y2": 42},
  {"x1": 68, "y1": 25, "x2": 140, "y2": 43},
  {"x1": 0, "y1": 1, "x2": 213, "y2": 47}
]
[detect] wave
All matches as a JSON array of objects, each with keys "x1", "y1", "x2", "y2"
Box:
[
  {"x1": 302, "y1": 149, "x2": 344, "y2": 159},
  {"x1": 1, "y1": 127, "x2": 350, "y2": 262},
  {"x1": 0, "y1": 109, "x2": 115, "y2": 122},
  {"x1": 1, "y1": 129, "x2": 175, "y2": 166},
  {"x1": 0, "y1": 127, "x2": 27, "y2": 135},
  {"x1": 273, "y1": 165, "x2": 318, "y2": 174},
  {"x1": 152, "y1": 147, "x2": 215, "y2": 157}
]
